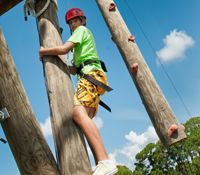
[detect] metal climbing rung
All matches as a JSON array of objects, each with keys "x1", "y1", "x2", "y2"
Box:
[{"x1": 0, "y1": 108, "x2": 10, "y2": 122}]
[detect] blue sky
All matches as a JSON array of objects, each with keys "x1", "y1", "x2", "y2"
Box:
[{"x1": 0, "y1": 0, "x2": 200, "y2": 174}]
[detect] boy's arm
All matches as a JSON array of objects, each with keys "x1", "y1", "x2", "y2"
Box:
[
  {"x1": 40, "y1": 41, "x2": 78, "y2": 75},
  {"x1": 40, "y1": 41, "x2": 76, "y2": 57}
]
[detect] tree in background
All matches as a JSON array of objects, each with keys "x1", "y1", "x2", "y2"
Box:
[
  {"x1": 116, "y1": 165, "x2": 133, "y2": 175},
  {"x1": 116, "y1": 117, "x2": 200, "y2": 174},
  {"x1": 133, "y1": 117, "x2": 200, "y2": 175}
]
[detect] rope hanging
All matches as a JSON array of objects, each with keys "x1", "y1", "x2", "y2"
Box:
[
  {"x1": 23, "y1": 0, "x2": 57, "y2": 21},
  {"x1": 123, "y1": 0, "x2": 192, "y2": 117}
]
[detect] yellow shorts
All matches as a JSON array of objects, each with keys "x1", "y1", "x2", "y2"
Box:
[{"x1": 74, "y1": 70, "x2": 108, "y2": 116}]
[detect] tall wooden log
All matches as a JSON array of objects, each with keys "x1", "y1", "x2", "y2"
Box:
[
  {"x1": 35, "y1": 1, "x2": 91, "y2": 174},
  {"x1": 96, "y1": 0, "x2": 187, "y2": 146},
  {"x1": 0, "y1": 29, "x2": 60, "y2": 175},
  {"x1": 0, "y1": 0, "x2": 23, "y2": 16}
]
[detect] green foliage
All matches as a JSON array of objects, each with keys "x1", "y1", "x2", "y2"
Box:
[
  {"x1": 116, "y1": 165, "x2": 133, "y2": 175},
  {"x1": 133, "y1": 117, "x2": 200, "y2": 175}
]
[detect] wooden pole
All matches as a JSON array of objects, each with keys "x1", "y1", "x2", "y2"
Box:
[
  {"x1": 0, "y1": 29, "x2": 60, "y2": 175},
  {"x1": 0, "y1": 0, "x2": 23, "y2": 16},
  {"x1": 35, "y1": 1, "x2": 91, "y2": 174},
  {"x1": 96, "y1": 0, "x2": 187, "y2": 147}
]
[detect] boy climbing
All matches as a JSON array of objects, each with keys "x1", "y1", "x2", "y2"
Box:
[{"x1": 39, "y1": 8, "x2": 118, "y2": 175}]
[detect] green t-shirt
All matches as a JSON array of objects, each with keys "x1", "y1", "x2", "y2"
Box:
[{"x1": 67, "y1": 26, "x2": 103, "y2": 74}]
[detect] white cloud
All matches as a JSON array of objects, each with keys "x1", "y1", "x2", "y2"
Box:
[
  {"x1": 109, "y1": 126, "x2": 159, "y2": 170},
  {"x1": 108, "y1": 152, "x2": 118, "y2": 164},
  {"x1": 125, "y1": 126, "x2": 158, "y2": 146},
  {"x1": 156, "y1": 29, "x2": 195, "y2": 62},
  {"x1": 93, "y1": 116, "x2": 104, "y2": 129},
  {"x1": 40, "y1": 117, "x2": 52, "y2": 138}
]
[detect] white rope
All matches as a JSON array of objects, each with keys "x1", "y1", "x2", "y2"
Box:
[
  {"x1": 0, "y1": 108, "x2": 9, "y2": 122},
  {"x1": 24, "y1": 0, "x2": 57, "y2": 20},
  {"x1": 0, "y1": 110, "x2": 5, "y2": 121}
]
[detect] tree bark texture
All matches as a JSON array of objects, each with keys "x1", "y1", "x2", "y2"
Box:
[
  {"x1": 0, "y1": 0, "x2": 22, "y2": 16},
  {"x1": 35, "y1": 1, "x2": 91, "y2": 174},
  {"x1": 96, "y1": 0, "x2": 187, "y2": 147},
  {"x1": 0, "y1": 29, "x2": 60, "y2": 175}
]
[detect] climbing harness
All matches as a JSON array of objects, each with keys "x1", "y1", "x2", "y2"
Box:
[
  {"x1": 76, "y1": 60, "x2": 113, "y2": 112},
  {"x1": 77, "y1": 60, "x2": 108, "y2": 73},
  {"x1": 24, "y1": 0, "x2": 57, "y2": 21},
  {"x1": 76, "y1": 60, "x2": 112, "y2": 92}
]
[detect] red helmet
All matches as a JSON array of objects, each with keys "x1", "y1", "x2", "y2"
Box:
[{"x1": 65, "y1": 8, "x2": 86, "y2": 24}]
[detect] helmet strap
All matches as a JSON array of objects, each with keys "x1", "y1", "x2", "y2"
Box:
[{"x1": 79, "y1": 17, "x2": 86, "y2": 26}]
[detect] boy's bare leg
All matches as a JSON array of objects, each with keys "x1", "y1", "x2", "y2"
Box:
[{"x1": 73, "y1": 105, "x2": 109, "y2": 162}]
